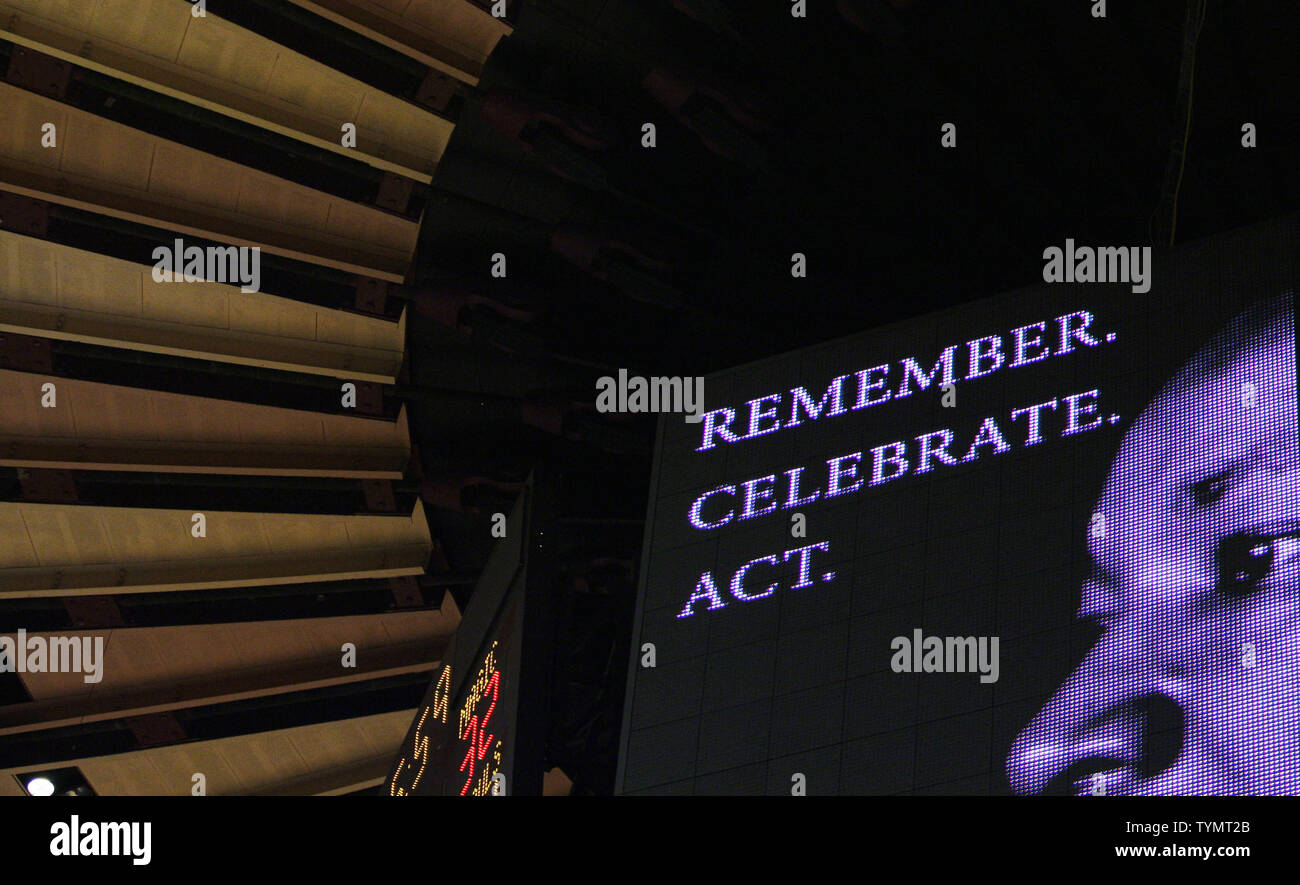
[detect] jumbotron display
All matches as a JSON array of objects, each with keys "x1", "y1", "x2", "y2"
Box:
[{"x1": 616, "y1": 218, "x2": 1299, "y2": 795}]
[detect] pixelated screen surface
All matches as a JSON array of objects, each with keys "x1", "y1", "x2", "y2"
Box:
[{"x1": 616, "y1": 218, "x2": 1300, "y2": 795}]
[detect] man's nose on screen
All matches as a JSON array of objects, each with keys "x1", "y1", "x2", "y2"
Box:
[{"x1": 1006, "y1": 626, "x2": 1187, "y2": 795}]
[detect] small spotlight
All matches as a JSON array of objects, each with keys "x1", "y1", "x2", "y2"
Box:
[
  {"x1": 16, "y1": 767, "x2": 96, "y2": 797},
  {"x1": 26, "y1": 777, "x2": 55, "y2": 797}
]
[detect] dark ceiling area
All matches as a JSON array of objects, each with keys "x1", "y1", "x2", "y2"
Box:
[{"x1": 421, "y1": 0, "x2": 1298, "y2": 381}]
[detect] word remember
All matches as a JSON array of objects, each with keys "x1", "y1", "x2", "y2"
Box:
[{"x1": 696, "y1": 311, "x2": 1106, "y2": 451}]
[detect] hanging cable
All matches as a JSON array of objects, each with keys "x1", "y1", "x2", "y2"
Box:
[{"x1": 1150, "y1": 0, "x2": 1209, "y2": 247}]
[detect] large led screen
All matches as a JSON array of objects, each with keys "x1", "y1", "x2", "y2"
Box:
[{"x1": 617, "y1": 218, "x2": 1299, "y2": 795}]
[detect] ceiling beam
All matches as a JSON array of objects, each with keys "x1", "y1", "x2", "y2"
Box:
[
  {"x1": 282, "y1": 0, "x2": 512, "y2": 84},
  {"x1": 0, "y1": 500, "x2": 433, "y2": 598},
  {"x1": 0, "y1": 232, "x2": 406, "y2": 382},
  {"x1": 0, "y1": 1, "x2": 448, "y2": 182},
  {"x1": 0, "y1": 160, "x2": 414, "y2": 282},
  {"x1": 0, "y1": 371, "x2": 411, "y2": 478},
  {"x1": 0, "y1": 707, "x2": 417, "y2": 795},
  {"x1": 0, "y1": 651, "x2": 443, "y2": 736}
]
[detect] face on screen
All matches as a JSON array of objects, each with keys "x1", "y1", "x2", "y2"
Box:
[{"x1": 1007, "y1": 297, "x2": 1299, "y2": 795}]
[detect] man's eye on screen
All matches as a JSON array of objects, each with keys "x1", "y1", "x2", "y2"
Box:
[{"x1": 1216, "y1": 533, "x2": 1300, "y2": 595}]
